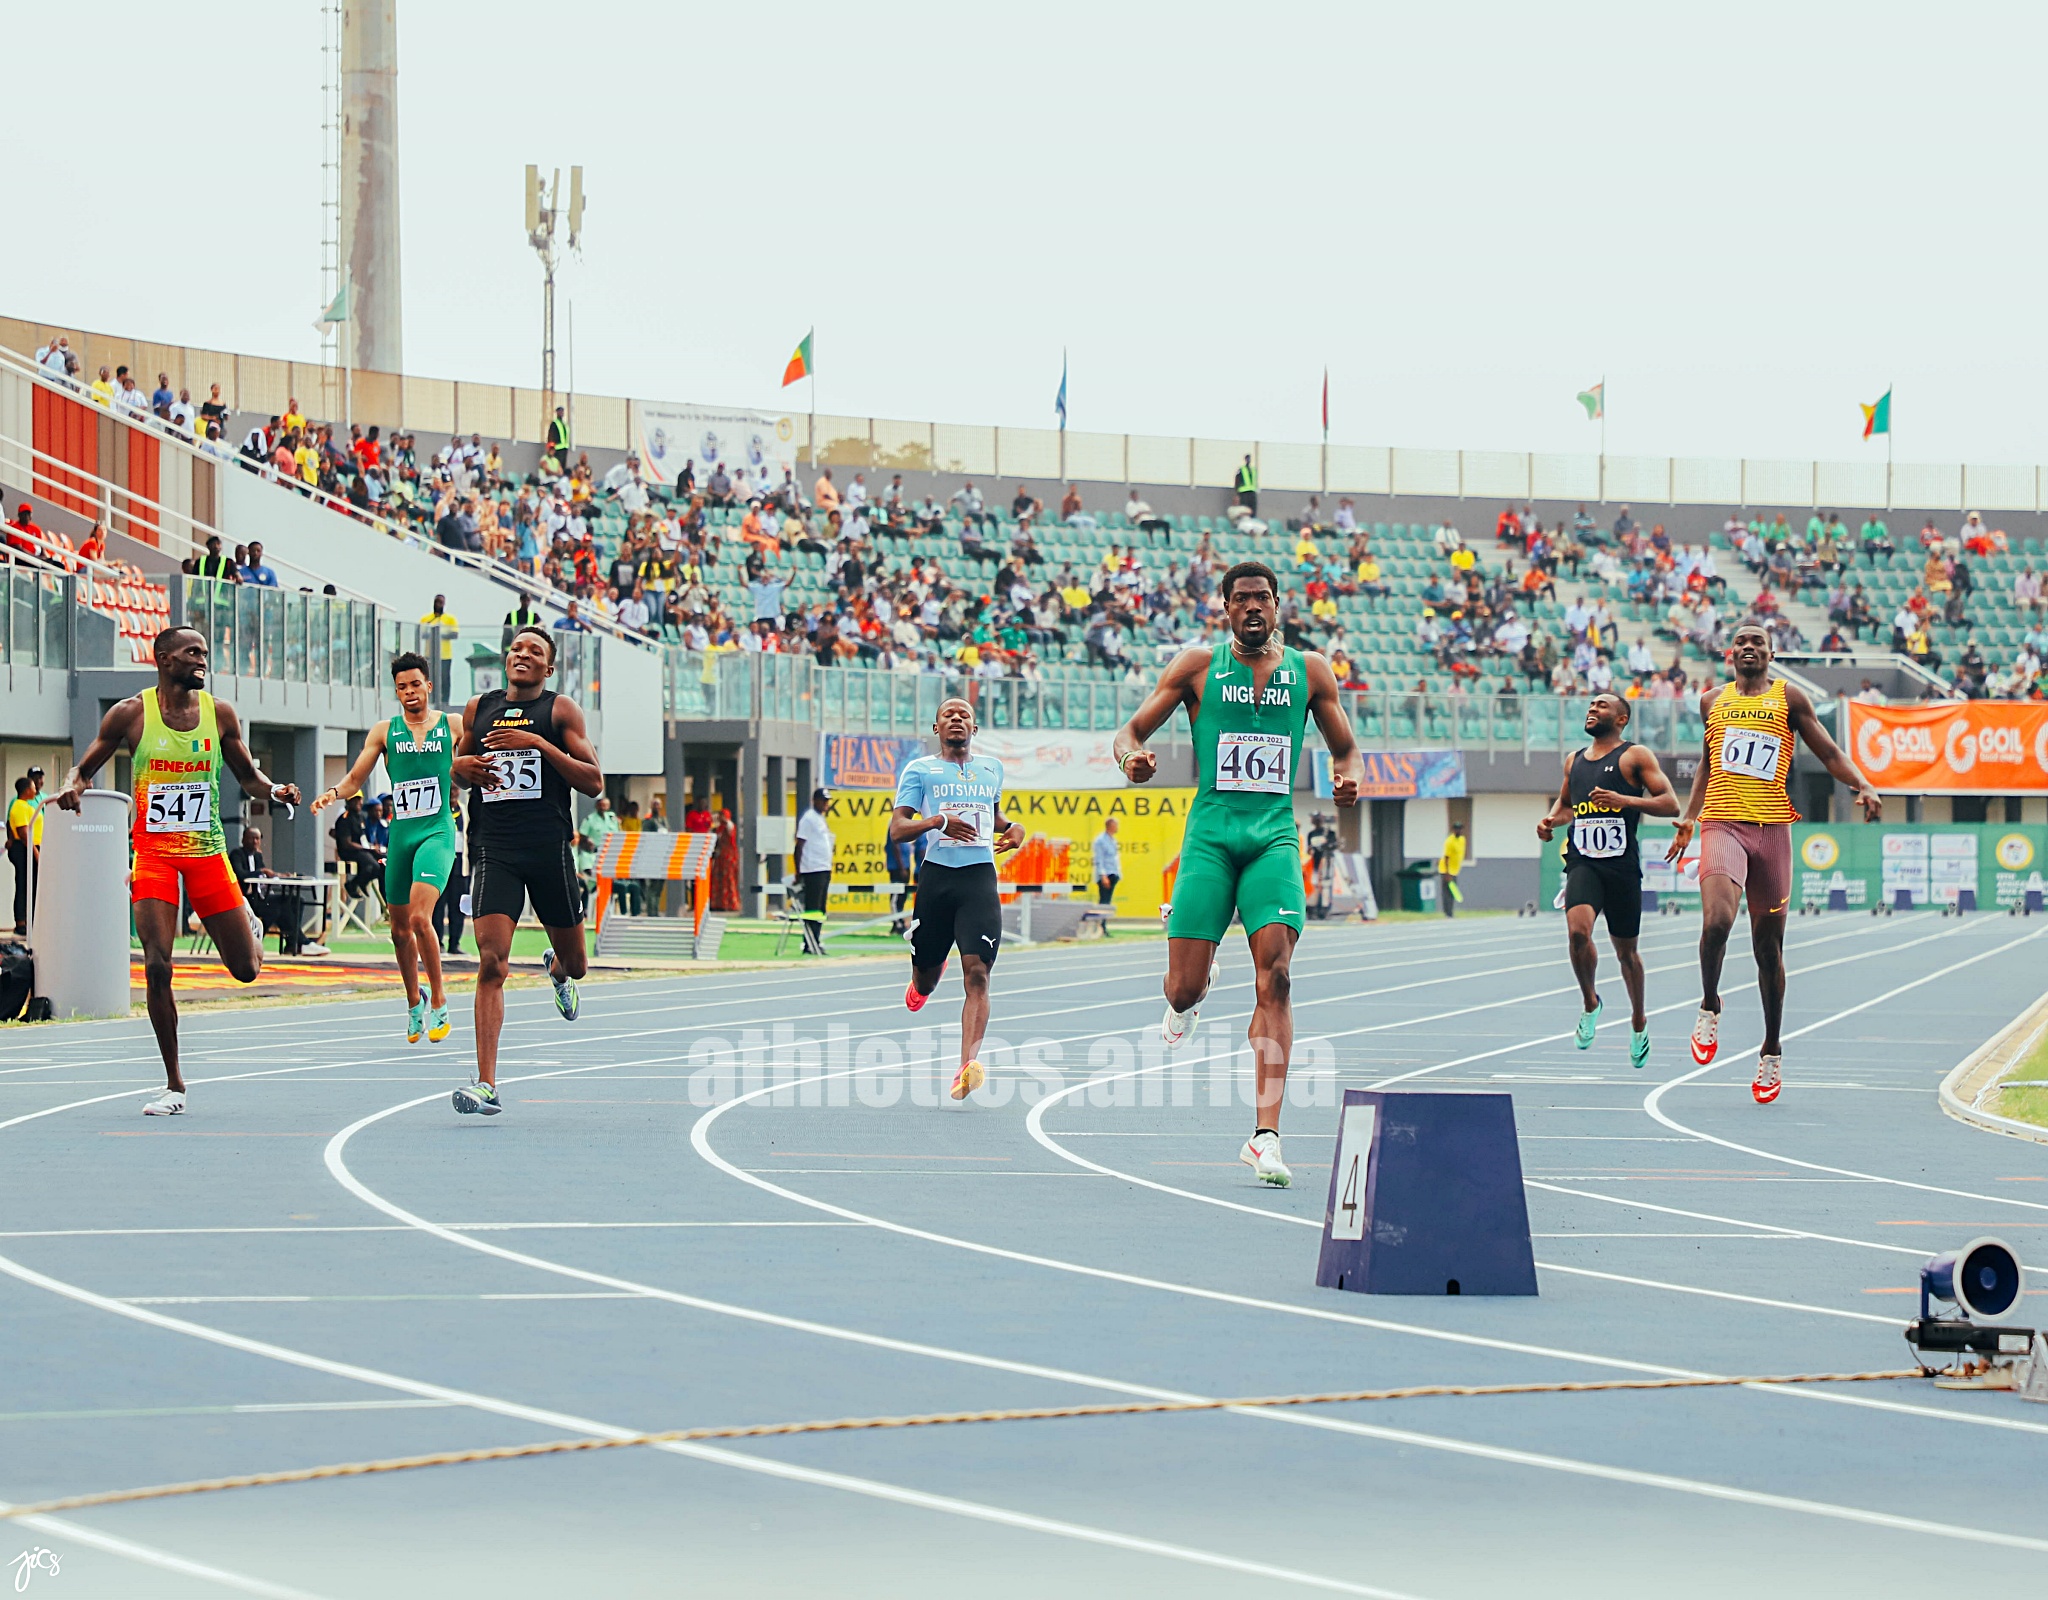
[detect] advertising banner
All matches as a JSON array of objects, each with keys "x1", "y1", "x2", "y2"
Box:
[
  {"x1": 1313, "y1": 750, "x2": 1466, "y2": 799},
  {"x1": 970, "y1": 729, "x2": 1125, "y2": 790},
  {"x1": 1847, "y1": 702, "x2": 2048, "y2": 794},
  {"x1": 818, "y1": 733, "x2": 926, "y2": 792},
  {"x1": 825, "y1": 786, "x2": 1196, "y2": 920},
  {"x1": 631, "y1": 401, "x2": 799, "y2": 493}
]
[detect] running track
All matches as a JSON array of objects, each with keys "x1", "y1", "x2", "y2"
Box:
[{"x1": 2, "y1": 911, "x2": 2045, "y2": 1597}]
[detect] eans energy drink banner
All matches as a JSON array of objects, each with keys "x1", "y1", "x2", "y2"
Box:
[
  {"x1": 632, "y1": 401, "x2": 799, "y2": 492},
  {"x1": 1848, "y1": 702, "x2": 2048, "y2": 794},
  {"x1": 824, "y1": 787, "x2": 1196, "y2": 919}
]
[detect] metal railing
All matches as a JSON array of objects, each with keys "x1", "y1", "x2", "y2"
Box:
[
  {"x1": 662, "y1": 652, "x2": 1711, "y2": 756},
  {"x1": 414, "y1": 625, "x2": 602, "y2": 714}
]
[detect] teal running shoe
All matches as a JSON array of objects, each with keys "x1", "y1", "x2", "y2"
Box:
[
  {"x1": 1629, "y1": 1027, "x2": 1651, "y2": 1069},
  {"x1": 406, "y1": 998, "x2": 426, "y2": 1044},
  {"x1": 546, "y1": 952, "x2": 580, "y2": 1022},
  {"x1": 1574, "y1": 997, "x2": 1603, "y2": 1050},
  {"x1": 427, "y1": 1003, "x2": 451, "y2": 1043},
  {"x1": 452, "y1": 1080, "x2": 501, "y2": 1116}
]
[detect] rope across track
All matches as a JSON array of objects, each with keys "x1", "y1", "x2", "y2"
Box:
[{"x1": 1, "y1": 1366, "x2": 1926, "y2": 1522}]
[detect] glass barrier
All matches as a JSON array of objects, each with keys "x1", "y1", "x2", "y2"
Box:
[{"x1": 181, "y1": 579, "x2": 387, "y2": 688}]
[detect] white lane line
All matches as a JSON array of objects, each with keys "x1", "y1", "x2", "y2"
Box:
[
  {"x1": 0, "y1": 1501, "x2": 328, "y2": 1598},
  {"x1": 0, "y1": 1222, "x2": 860, "y2": 1239},
  {"x1": 1643, "y1": 925, "x2": 2048, "y2": 1210},
  {"x1": 0, "y1": 1251, "x2": 1428, "y2": 1599},
  {"x1": 118, "y1": 1293, "x2": 647, "y2": 1305}
]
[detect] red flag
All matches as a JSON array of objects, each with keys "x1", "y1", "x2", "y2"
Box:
[{"x1": 1321, "y1": 367, "x2": 1329, "y2": 438}]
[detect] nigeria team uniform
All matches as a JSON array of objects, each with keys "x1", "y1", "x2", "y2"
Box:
[
  {"x1": 1167, "y1": 645, "x2": 1309, "y2": 944},
  {"x1": 382, "y1": 711, "x2": 458, "y2": 904},
  {"x1": 467, "y1": 688, "x2": 581, "y2": 928},
  {"x1": 895, "y1": 752, "x2": 1006, "y2": 969},
  {"x1": 1563, "y1": 740, "x2": 1644, "y2": 939}
]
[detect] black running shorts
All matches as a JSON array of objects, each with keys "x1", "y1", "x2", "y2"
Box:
[
  {"x1": 1564, "y1": 861, "x2": 1643, "y2": 940},
  {"x1": 470, "y1": 839, "x2": 581, "y2": 929},
  {"x1": 909, "y1": 861, "x2": 1003, "y2": 971}
]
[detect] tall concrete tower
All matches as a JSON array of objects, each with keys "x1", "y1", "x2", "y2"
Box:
[{"x1": 340, "y1": 2, "x2": 403, "y2": 374}]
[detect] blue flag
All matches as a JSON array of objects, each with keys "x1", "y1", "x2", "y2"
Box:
[{"x1": 1055, "y1": 350, "x2": 1068, "y2": 431}]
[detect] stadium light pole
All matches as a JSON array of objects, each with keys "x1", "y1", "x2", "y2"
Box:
[{"x1": 526, "y1": 164, "x2": 585, "y2": 439}]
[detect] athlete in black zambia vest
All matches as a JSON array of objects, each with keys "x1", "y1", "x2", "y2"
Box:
[{"x1": 1536, "y1": 692, "x2": 1678, "y2": 1068}]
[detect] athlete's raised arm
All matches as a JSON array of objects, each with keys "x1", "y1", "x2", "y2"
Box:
[
  {"x1": 55, "y1": 696, "x2": 144, "y2": 812},
  {"x1": 1536, "y1": 753, "x2": 1575, "y2": 842},
  {"x1": 480, "y1": 695, "x2": 603, "y2": 797},
  {"x1": 1301, "y1": 651, "x2": 1363, "y2": 807},
  {"x1": 312, "y1": 720, "x2": 389, "y2": 813},
  {"x1": 215, "y1": 700, "x2": 300, "y2": 808},
  {"x1": 1785, "y1": 682, "x2": 1882, "y2": 821},
  {"x1": 1596, "y1": 745, "x2": 1681, "y2": 818},
  {"x1": 1112, "y1": 647, "x2": 1207, "y2": 784}
]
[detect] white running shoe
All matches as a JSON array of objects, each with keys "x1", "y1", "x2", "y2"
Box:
[
  {"x1": 1690, "y1": 1007, "x2": 1720, "y2": 1064},
  {"x1": 142, "y1": 1089, "x2": 186, "y2": 1116},
  {"x1": 1239, "y1": 1130, "x2": 1292, "y2": 1187},
  {"x1": 1162, "y1": 955, "x2": 1220, "y2": 1046},
  {"x1": 1752, "y1": 1054, "x2": 1783, "y2": 1104}
]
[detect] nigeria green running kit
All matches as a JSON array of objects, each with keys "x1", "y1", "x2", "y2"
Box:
[
  {"x1": 382, "y1": 710, "x2": 459, "y2": 902},
  {"x1": 1166, "y1": 645, "x2": 1309, "y2": 943}
]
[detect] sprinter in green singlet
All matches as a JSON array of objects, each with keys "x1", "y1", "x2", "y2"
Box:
[
  {"x1": 1115, "y1": 561, "x2": 1363, "y2": 1186},
  {"x1": 315, "y1": 652, "x2": 466, "y2": 1044}
]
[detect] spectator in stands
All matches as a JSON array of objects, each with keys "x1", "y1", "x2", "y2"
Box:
[
  {"x1": 89, "y1": 366, "x2": 114, "y2": 407},
  {"x1": 1124, "y1": 490, "x2": 1170, "y2": 542},
  {"x1": 5, "y1": 501, "x2": 43, "y2": 559},
  {"x1": 1234, "y1": 453, "x2": 1258, "y2": 514},
  {"x1": 546, "y1": 406, "x2": 571, "y2": 464},
  {"x1": 1061, "y1": 484, "x2": 1096, "y2": 529},
  {"x1": 1009, "y1": 483, "x2": 1042, "y2": 523},
  {"x1": 2016, "y1": 566, "x2": 2044, "y2": 614},
  {"x1": 554, "y1": 599, "x2": 590, "y2": 634},
  {"x1": 814, "y1": 468, "x2": 841, "y2": 513},
  {"x1": 35, "y1": 337, "x2": 74, "y2": 382},
  {"x1": 240, "y1": 541, "x2": 279, "y2": 587},
  {"x1": 419, "y1": 595, "x2": 458, "y2": 702},
  {"x1": 1819, "y1": 624, "x2": 1850, "y2": 655},
  {"x1": 1432, "y1": 518, "x2": 1462, "y2": 556}
]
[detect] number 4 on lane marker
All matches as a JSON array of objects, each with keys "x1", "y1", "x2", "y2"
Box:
[{"x1": 1328, "y1": 1101, "x2": 1375, "y2": 1243}]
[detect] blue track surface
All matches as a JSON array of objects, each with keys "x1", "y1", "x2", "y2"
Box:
[{"x1": 3, "y1": 911, "x2": 2047, "y2": 1598}]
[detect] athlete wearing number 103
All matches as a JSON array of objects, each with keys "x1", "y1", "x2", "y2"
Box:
[
  {"x1": 1115, "y1": 561, "x2": 1364, "y2": 1188},
  {"x1": 1536, "y1": 693, "x2": 1678, "y2": 1068},
  {"x1": 313, "y1": 652, "x2": 466, "y2": 1047},
  {"x1": 1669, "y1": 623, "x2": 1881, "y2": 1104},
  {"x1": 56, "y1": 627, "x2": 302, "y2": 1116}
]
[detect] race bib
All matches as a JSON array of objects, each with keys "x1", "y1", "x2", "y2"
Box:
[
  {"x1": 1718, "y1": 728, "x2": 1783, "y2": 782},
  {"x1": 392, "y1": 776, "x2": 442, "y2": 821},
  {"x1": 145, "y1": 780, "x2": 212, "y2": 834},
  {"x1": 1572, "y1": 816, "x2": 1629, "y2": 859},
  {"x1": 480, "y1": 750, "x2": 543, "y2": 803},
  {"x1": 1215, "y1": 731, "x2": 1290, "y2": 795},
  {"x1": 938, "y1": 801, "x2": 994, "y2": 845}
]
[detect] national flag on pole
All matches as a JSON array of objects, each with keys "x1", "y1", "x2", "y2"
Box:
[
  {"x1": 781, "y1": 329, "x2": 814, "y2": 387},
  {"x1": 1576, "y1": 381, "x2": 1603, "y2": 421},
  {"x1": 1321, "y1": 367, "x2": 1329, "y2": 439},
  {"x1": 312, "y1": 278, "x2": 350, "y2": 333},
  {"x1": 1861, "y1": 389, "x2": 1891, "y2": 439},
  {"x1": 1055, "y1": 350, "x2": 1068, "y2": 431}
]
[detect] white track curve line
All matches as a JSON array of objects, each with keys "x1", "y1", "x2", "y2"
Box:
[
  {"x1": 0, "y1": 1504, "x2": 330, "y2": 1599},
  {"x1": 1643, "y1": 924, "x2": 2048, "y2": 1210},
  {"x1": 0, "y1": 1256, "x2": 1429, "y2": 1599}
]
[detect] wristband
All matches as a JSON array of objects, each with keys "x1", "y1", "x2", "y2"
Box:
[{"x1": 1116, "y1": 748, "x2": 1139, "y2": 776}]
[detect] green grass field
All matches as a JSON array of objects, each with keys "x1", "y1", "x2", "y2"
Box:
[{"x1": 1989, "y1": 1020, "x2": 2048, "y2": 1128}]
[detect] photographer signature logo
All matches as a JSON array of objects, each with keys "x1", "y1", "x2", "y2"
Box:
[{"x1": 8, "y1": 1547, "x2": 60, "y2": 1591}]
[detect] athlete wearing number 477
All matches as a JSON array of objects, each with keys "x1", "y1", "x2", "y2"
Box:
[
  {"x1": 1115, "y1": 562, "x2": 1364, "y2": 1188},
  {"x1": 1668, "y1": 623, "x2": 1881, "y2": 1104},
  {"x1": 1536, "y1": 693, "x2": 1679, "y2": 1068},
  {"x1": 312, "y1": 652, "x2": 466, "y2": 1048},
  {"x1": 55, "y1": 627, "x2": 302, "y2": 1117}
]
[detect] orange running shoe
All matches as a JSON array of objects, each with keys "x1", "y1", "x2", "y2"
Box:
[
  {"x1": 950, "y1": 1059, "x2": 985, "y2": 1101},
  {"x1": 1752, "y1": 1055, "x2": 1782, "y2": 1104},
  {"x1": 905, "y1": 962, "x2": 944, "y2": 1012},
  {"x1": 1690, "y1": 1007, "x2": 1720, "y2": 1065}
]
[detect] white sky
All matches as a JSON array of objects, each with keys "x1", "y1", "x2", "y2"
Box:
[{"x1": 16, "y1": 2, "x2": 2047, "y2": 466}]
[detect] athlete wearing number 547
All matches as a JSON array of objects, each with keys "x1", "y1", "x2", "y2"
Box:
[
  {"x1": 1668, "y1": 622, "x2": 1881, "y2": 1104},
  {"x1": 1115, "y1": 561, "x2": 1364, "y2": 1188},
  {"x1": 1536, "y1": 693, "x2": 1679, "y2": 1069},
  {"x1": 313, "y1": 652, "x2": 466, "y2": 1048},
  {"x1": 56, "y1": 627, "x2": 302, "y2": 1117}
]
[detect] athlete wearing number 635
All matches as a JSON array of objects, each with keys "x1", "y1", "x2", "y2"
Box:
[
  {"x1": 56, "y1": 627, "x2": 302, "y2": 1117},
  {"x1": 1115, "y1": 561, "x2": 1364, "y2": 1188},
  {"x1": 1668, "y1": 622, "x2": 1881, "y2": 1104},
  {"x1": 1536, "y1": 693, "x2": 1679, "y2": 1069},
  {"x1": 313, "y1": 652, "x2": 466, "y2": 1047}
]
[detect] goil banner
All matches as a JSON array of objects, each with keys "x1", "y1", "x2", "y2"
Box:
[{"x1": 1847, "y1": 701, "x2": 2048, "y2": 794}]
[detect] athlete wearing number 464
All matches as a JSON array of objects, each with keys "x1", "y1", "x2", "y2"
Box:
[
  {"x1": 1115, "y1": 561, "x2": 1364, "y2": 1187},
  {"x1": 313, "y1": 652, "x2": 466, "y2": 1048},
  {"x1": 1536, "y1": 694, "x2": 1679, "y2": 1069},
  {"x1": 1668, "y1": 623, "x2": 1881, "y2": 1104},
  {"x1": 56, "y1": 627, "x2": 302, "y2": 1117}
]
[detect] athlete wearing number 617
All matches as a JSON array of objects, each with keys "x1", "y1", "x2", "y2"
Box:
[
  {"x1": 1115, "y1": 562, "x2": 1364, "y2": 1188},
  {"x1": 1536, "y1": 693, "x2": 1679, "y2": 1069},
  {"x1": 312, "y1": 652, "x2": 466, "y2": 1047},
  {"x1": 1668, "y1": 622, "x2": 1881, "y2": 1103},
  {"x1": 55, "y1": 627, "x2": 302, "y2": 1117}
]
